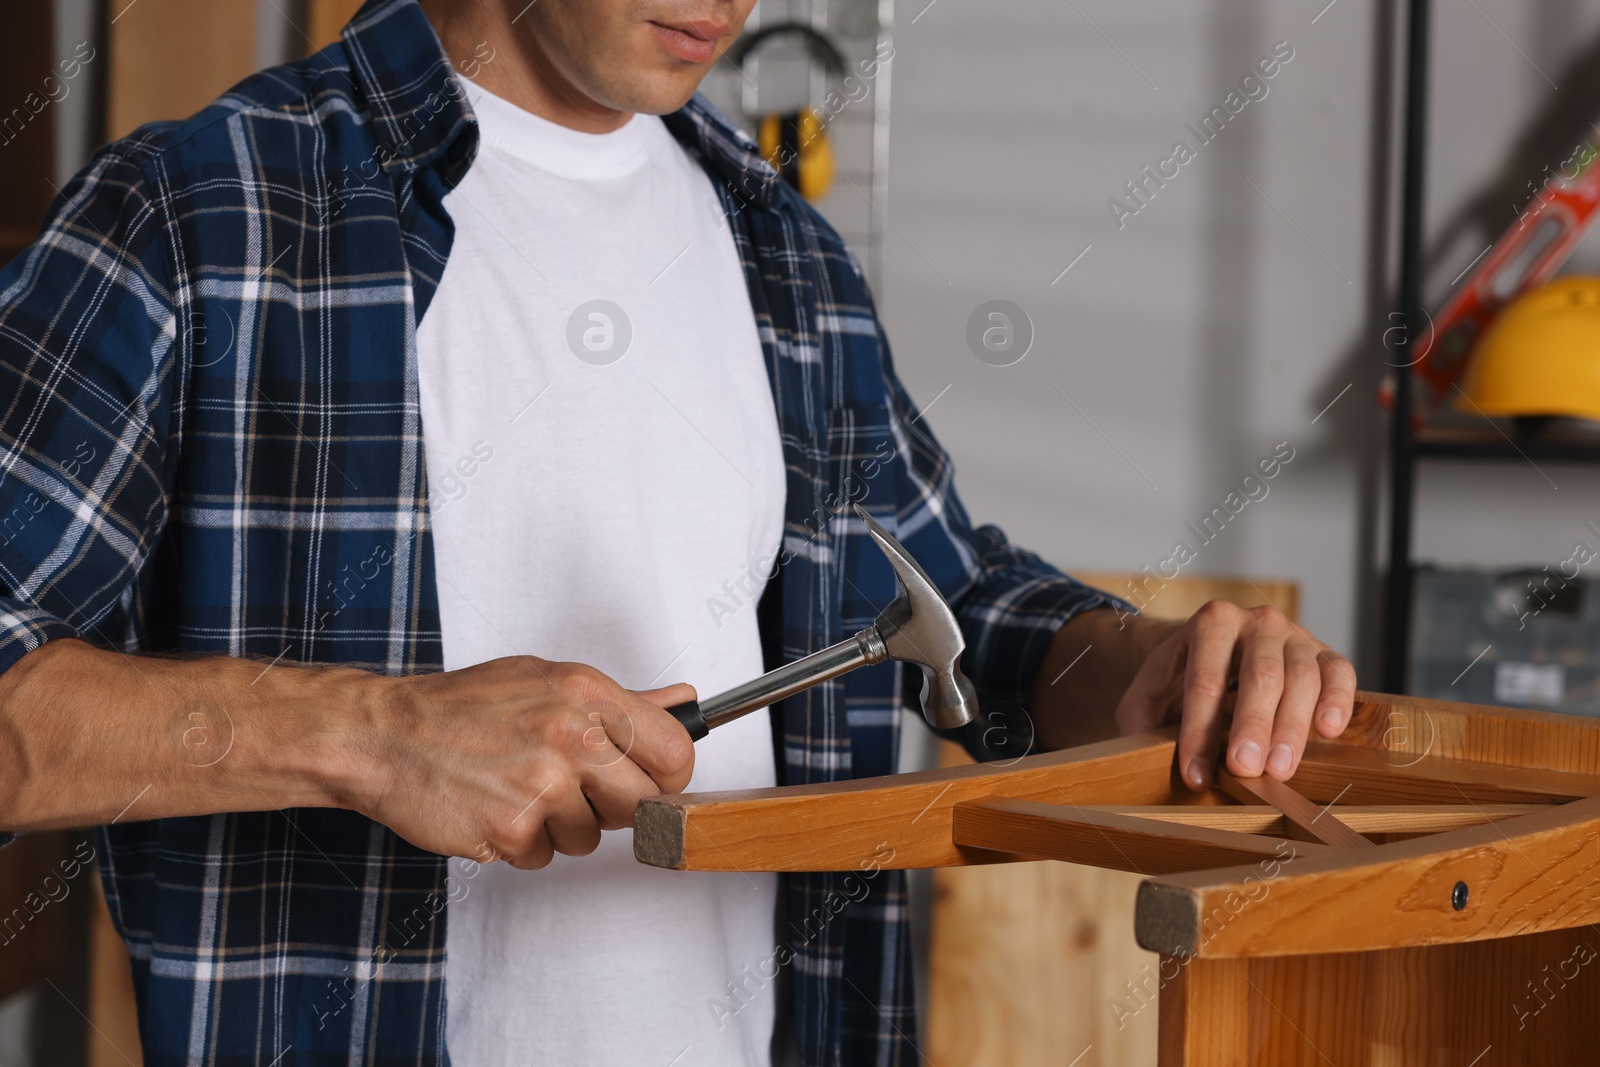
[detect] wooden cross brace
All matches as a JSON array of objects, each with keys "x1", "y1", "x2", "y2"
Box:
[{"x1": 635, "y1": 691, "x2": 1600, "y2": 962}]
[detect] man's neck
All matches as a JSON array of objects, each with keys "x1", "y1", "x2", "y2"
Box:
[{"x1": 417, "y1": 0, "x2": 633, "y2": 134}]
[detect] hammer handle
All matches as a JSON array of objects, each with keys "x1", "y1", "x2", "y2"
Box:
[
  {"x1": 665, "y1": 628, "x2": 886, "y2": 740},
  {"x1": 667, "y1": 700, "x2": 710, "y2": 742}
]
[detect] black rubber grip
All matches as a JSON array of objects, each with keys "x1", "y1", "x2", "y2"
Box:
[{"x1": 667, "y1": 699, "x2": 709, "y2": 742}]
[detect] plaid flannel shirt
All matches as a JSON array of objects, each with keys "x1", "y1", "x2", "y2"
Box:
[{"x1": 0, "y1": 0, "x2": 1126, "y2": 1062}]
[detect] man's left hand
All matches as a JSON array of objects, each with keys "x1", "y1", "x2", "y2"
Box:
[
  {"x1": 1031, "y1": 601, "x2": 1356, "y2": 790},
  {"x1": 1110, "y1": 602, "x2": 1356, "y2": 789}
]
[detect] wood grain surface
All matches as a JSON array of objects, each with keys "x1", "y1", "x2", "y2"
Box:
[
  {"x1": 1152, "y1": 931, "x2": 1600, "y2": 1065},
  {"x1": 927, "y1": 573, "x2": 1298, "y2": 1067},
  {"x1": 1291, "y1": 737, "x2": 1600, "y2": 805},
  {"x1": 0, "y1": 3, "x2": 57, "y2": 266},
  {"x1": 635, "y1": 729, "x2": 1186, "y2": 871},
  {"x1": 1086, "y1": 803, "x2": 1537, "y2": 834},
  {"x1": 1157, "y1": 957, "x2": 1249, "y2": 1067},
  {"x1": 307, "y1": 0, "x2": 365, "y2": 50},
  {"x1": 1215, "y1": 768, "x2": 1373, "y2": 848},
  {"x1": 952, "y1": 798, "x2": 1323, "y2": 875},
  {"x1": 107, "y1": 0, "x2": 256, "y2": 139},
  {"x1": 1137, "y1": 793, "x2": 1600, "y2": 960},
  {"x1": 88, "y1": 868, "x2": 142, "y2": 1067},
  {"x1": 0, "y1": 831, "x2": 66, "y2": 1001}
]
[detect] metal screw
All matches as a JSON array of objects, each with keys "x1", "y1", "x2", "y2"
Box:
[{"x1": 1451, "y1": 880, "x2": 1469, "y2": 911}]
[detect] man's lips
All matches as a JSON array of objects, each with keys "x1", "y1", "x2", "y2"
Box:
[{"x1": 648, "y1": 19, "x2": 728, "y2": 64}]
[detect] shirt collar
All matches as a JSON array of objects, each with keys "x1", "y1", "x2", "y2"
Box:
[
  {"x1": 663, "y1": 97, "x2": 785, "y2": 209},
  {"x1": 340, "y1": 0, "x2": 478, "y2": 185},
  {"x1": 339, "y1": 0, "x2": 783, "y2": 205}
]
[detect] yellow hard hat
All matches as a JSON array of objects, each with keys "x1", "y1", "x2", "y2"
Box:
[
  {"x1": 1455, "y1": 276, "x2": 1600, "y2": 423},
  {"x1": 757, "y1": 109, "x2": 835, "y2": 203}
]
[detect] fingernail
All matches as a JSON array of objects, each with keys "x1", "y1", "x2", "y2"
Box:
[
  {"x1": 1318, "y1": 705, "x2": 1342, "y2": 732},
  {"x1": 1266, "y1": 743, "x2": 1294, "y2": 776},
  {"x1": 1185, "y1": 756, "x2": 1211, "y2": 788},
  {"x1": 1234, "y1": 739, "x2": 1263, "y2": 774}
]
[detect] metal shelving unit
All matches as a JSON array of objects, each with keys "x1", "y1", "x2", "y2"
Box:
[
  {"x1": 1381, "y1": 0, "x2": 1600, "y2": 691},
  {"x1": 1413, "y1": 425, "x2": 1600, "y2": 462}
]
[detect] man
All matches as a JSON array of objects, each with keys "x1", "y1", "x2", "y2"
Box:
[{"x1": 0, "y1": 0, "x2": 1354, "y2": 1063}]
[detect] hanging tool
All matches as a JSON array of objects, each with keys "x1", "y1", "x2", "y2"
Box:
[
  {"x1": 726, "y1": 23, "x2": 845, "y2": 202},
  {"x1": 668, "y1": 504, "x2": 979, "y2": 739}
]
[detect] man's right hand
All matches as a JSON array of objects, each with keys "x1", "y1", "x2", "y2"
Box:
[
  {"x1": 357, "y1": 657, "x2": 696, "y2": 869},
  {"x1": 0, "y1": 641, "x2": 695, "y2": 870}
]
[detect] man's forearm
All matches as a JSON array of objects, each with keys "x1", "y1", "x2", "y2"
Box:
[
  {"x1": 0, "y1": 638, "x2": 375, "y2": 832},
  {"x1": 1028, "y1": 608, "x2": 1179, "y2": 751}
]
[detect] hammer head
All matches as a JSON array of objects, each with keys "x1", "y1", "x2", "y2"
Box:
[{"x1": 854, "y1": 504, "x2": 979, "y2": 731}]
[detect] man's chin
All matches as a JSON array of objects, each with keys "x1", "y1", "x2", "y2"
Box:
[{"x1": 600, "y1": 66, "x2": 709, "y2": 116}]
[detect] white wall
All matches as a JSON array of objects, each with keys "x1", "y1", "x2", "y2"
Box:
[{"x1": 876, "y1": 0, "x2": 1600, "y2": 686}]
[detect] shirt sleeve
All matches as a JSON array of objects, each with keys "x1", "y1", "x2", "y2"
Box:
[
  {"x1": 876, "y1": 324, "x2": 1137, "y2": 762},
  {"x1": 0, "y1": 146, "x2": 181, "y2": 842}
]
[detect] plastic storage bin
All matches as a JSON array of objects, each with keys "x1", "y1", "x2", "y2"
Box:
[{"x1": 1410, "y1": 565, "x2": 1600, "y2": 716}]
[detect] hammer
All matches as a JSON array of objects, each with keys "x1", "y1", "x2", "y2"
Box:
[{"x1": 668, "y1": 504, "x2": 979, "y2": 739}]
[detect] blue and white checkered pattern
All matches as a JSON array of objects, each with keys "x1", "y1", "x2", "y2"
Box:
[{"x1": 0, "y1": 0, "x2": 1126, "y2": 1062}]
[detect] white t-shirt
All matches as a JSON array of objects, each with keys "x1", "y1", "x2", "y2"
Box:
[{"x1": 418, "y1": 82, "x2": 787, "y2": 1067}]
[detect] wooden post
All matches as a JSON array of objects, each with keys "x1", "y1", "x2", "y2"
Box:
[
  {"x1": 106, "y1": 0, "x2": 256, "y2": 139},
  {"x1": 0, "y1": 0, "x2": 58, "y2": 265},
  {"x1": 1158, "y1": 956, "x2": 1248, "y2": 1066},
  {"x1": 307, "y1": 0, "x2": 366, "y2": 51},
  {"x1": 0, "y1": 832, "x2": 67, "y2": 1001},
  {"x1": 87, "y1": 868, "x2": 142, "y2": 1067}
]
